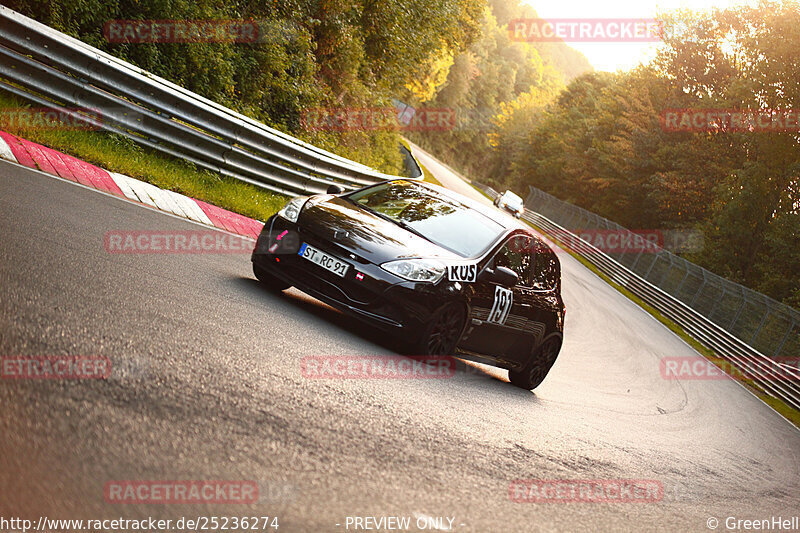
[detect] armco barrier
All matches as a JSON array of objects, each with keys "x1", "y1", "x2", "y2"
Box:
[
  {"x1": 0, "y1": 6, "x2": 416, "y2": 196},
  {"x1": 478, "y1": 185, "x2": 799, "y2": 411}
]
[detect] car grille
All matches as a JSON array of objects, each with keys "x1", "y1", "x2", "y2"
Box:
[{"x1": 293, "y1": 230, "x2": 381, "y2": 306}]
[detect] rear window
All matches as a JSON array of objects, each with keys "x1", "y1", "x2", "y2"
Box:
[
  {"x1": 347, "y1": 181, "x2": 504, "y2": 257},
  {"x1": 503, "y1": 192, "x2": 523, "y2": 206}
]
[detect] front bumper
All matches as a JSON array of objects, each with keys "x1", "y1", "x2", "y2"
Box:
[{"x1": 252, "y1": 215, "x2": 460, "y2": 334}]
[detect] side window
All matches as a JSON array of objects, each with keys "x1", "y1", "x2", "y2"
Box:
[
  {"x1": 531, "y1": 242, "x2": 560, "y2": 291},
  {"x1": 492, "y1": 235, "x2": 533, "y2": 286}
]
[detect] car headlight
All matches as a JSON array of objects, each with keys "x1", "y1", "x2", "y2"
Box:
[
  {"x1": 381, "y1": 258, "x2": 446, "y2": 283},
  {"x1": 277, "y1": 196, "x2": 308, "y2": 223}
]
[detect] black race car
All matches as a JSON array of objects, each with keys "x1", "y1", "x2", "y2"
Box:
[{"x1": 252, "y1": 179, "x2": 565, "y2": 389}]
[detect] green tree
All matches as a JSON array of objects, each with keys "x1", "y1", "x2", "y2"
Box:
[{"x1": 490, "y1": 0, "x2": 799, "y2": 306}]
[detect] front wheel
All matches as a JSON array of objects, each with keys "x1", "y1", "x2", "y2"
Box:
[
  {"x1": 409, "y1": 303, "x2": 466, "y2": 356},
  {"x1": 253, "y1": 263, "x2": 290, "y2": 292},
  {"x1": 509, "y1": 336, "x2": 561, "y2": 390}
]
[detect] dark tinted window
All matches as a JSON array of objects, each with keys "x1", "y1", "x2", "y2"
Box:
[
  {"x1": 347, "y1": 181, "x2": 504, "y2": 257},
  {"x1": 492, "y1": 235, "x2": 533, "y2": 286},
  {"x1": 531, "y1": 241, "x2": 560, "y2": 290}
]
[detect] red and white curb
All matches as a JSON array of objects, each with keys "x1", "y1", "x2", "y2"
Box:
[{"x1": 0, "y1": 130, "x2": 265, "y2": 239}]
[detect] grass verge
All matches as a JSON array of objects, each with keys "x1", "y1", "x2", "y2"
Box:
[
  {"x1": 470, "y1": 183, "x2": 493, "y2": 201},
  {"x1": 524, "y1": 218, "x2": 800, "y2": 429},
  {"x1": 0, "y1": 90, "x2": 287, "y2": 221}
]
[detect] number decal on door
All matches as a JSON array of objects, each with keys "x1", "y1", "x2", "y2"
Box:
[{"x1": 488, "y1": 286, "x2": 513, "y2": 325}]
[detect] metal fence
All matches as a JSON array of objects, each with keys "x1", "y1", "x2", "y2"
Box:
[
  {"x1": 0, "y1": 5, "x2": 412, "y2": 197},
  {"x1": 475, "y1": 184, "x2": 799, "y2": 410},
  {"x1": 524, "y1": 186, "x2": 799, "y2": 360}
]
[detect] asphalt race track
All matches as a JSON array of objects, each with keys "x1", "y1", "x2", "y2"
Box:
[{"x1": 1, "y1": 154, "x2": 798, "y2": 532}]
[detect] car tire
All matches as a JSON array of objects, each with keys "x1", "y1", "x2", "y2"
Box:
[
  {"x1": 514, "y1": 212, "x2": 522, "y2": 219},
  {"x1": 410, "y1": 303, "x2": 467, "y2": 356},
  {"x1": 253, "y1": 263, "x2": 290, "y2": 292},
  {"x1": 508, "y1": 336, "x2": 561, "y2": 390}
]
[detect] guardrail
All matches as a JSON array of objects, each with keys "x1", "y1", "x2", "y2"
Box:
[
  {"x1": 478, "y1": 185, "x2": 800, "y2": 412},
  {"x1": 0, "y1": 6, "x2": 414, "y2": 196},
  {"x1": 399, "y1": 143, "x2": 423, "y2": 179}
]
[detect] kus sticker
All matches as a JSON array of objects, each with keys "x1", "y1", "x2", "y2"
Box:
[{"x1": 448, "y1": 264, "x2": 477, "y2": 283}]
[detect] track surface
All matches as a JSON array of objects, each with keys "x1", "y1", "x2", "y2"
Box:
[{"x1": 1, "y1": 156, "x2": 798, "y2": 532}]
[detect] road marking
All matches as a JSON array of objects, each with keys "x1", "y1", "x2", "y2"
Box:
[
  {"x1": 110, "y1": 172, "x2": 213, "y2": 225},
  {"x1": 109, "y1": 172, "x2": 140, "y2": 202},
  {"x1": 151, "y1": 187, "x2": 190, "y2": 219},
  {"x1": 115, "y1": 173, "x2": 158, "y2": 208},
  {"x1": 4, "y1": 130, "x2": 278, "y2": 241},
  {"x1": 166, "y1": 190, "x2": 213, "y2": 225},
  {"x1": 0, "y1": 156, "x2": 256, "y2": 242},
  {"x1": 0, "y1": 134, "x2": 17, "y2": 163}
]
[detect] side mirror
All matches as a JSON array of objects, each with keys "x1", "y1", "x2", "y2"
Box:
[
  {"x1": 480, "y1": 266, "x2": 518, "y2": 287},
  {"x1": 327, "y1": 184, "x2": 345, "y2": 194}
]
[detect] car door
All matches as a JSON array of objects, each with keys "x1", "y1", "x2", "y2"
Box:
[
  {"x1": 527, "y1": 240, "x2": 564, "y2": 341},
  {"x1": 458, "y1": 234, "x2": 535, "y2": 364}
]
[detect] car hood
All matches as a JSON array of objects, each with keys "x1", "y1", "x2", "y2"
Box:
[{"x1": 297, "y1": 196, "x2": 465, "y2": 265}]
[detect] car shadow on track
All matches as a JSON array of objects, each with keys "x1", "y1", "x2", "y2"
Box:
[
  {"x1": 233, "y1": 276, "x2": 539, "y2": 400},
  {"x1": 232, "y1": 276, "x2": 403, "y2": 352}
]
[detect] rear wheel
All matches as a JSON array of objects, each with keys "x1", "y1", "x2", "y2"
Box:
[
  {"x1": 410, "y1": 303, "x2": 466, "y2": 356},
  {"x1": 509, "y1": 336, "x2": 561, "y2": 390},
  {"x1": 253, "y1": 263, "x2": 290, "y2": 292}
]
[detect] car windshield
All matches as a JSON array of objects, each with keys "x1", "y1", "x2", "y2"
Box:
[{"x1": 346, "y1": 181, "x2": 504, "y2": 257}]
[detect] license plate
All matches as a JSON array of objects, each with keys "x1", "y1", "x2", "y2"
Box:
[{"x1": 298, "y1": 243, "x2": 350, "y2": 278}]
